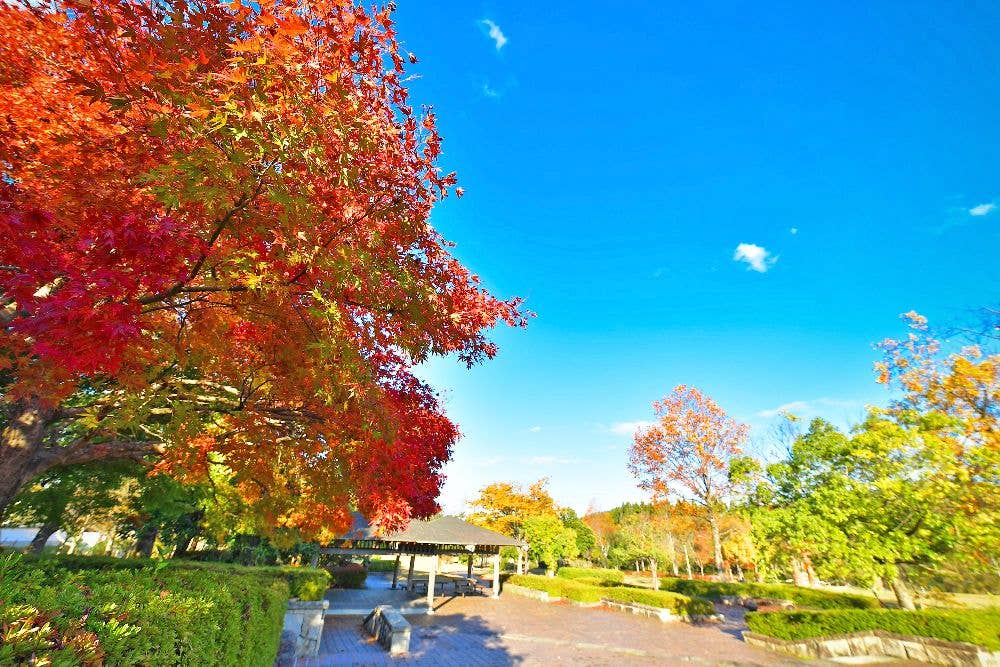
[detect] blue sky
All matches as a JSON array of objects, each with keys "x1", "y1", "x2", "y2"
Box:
[{"x1": 392, "y1": 2, "x2": 1000, "y2": 514}]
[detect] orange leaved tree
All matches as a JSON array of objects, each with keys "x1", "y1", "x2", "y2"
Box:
[
  {"x1": 467, "y1": 478, "x2": 557, "y2": 538},
  {"x1": 0, "y1": 0, "x2": 525, "y2": 538},
  {"x1": 628, "y1": 385, "x2": 748, "y2": 579}
]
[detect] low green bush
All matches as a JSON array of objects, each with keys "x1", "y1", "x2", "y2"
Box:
[
  {"x1": 0, "y1": 553, "x2": 288, "y2": 666},
  {"x1": 329, "y1": 563, "x2": 367, "y2": 589},
  {"x1": 602, "y1": 587, "x2": 715, "y2": 616},
  {"x1": 746, "y1": 608, "x2": 1000, "y2": 651},
  {"x1": 252, "y1": 565, "x2": 329, "y2": 601},
  {"x1": 556, "y1": 566, "x2": 625, "y2": 584},
  {"x1": 508, "y1": 575, "x2": 606, "y2": 602},
  {"x1": 660, "y1": 578, "x2": 878, "y2": 610},
  {"x1": 22, "y1": 553, "x2": 330, "y2": 601},
  {"x1": 366, "y1": 558, "x2": 399, "y2": 573},
  {"x1": 507, "y1": 574, "x2": 713, "y2": 616}
]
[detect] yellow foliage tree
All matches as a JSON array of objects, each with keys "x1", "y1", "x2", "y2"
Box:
[{"x1": 467, "y1": 478, "x2": 557, "y2": 538}]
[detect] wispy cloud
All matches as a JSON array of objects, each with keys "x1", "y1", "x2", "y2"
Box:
[
  {"x1": 757, "y1": 397, "x2": 861, "y2": 419},
  {"x1": 789, "y1": 227, "x2": 798, "y2": 235},
  {"x1": 528, "y1": 425, "x2": 542, "y2": 433},
  {"x1": 481, "y1": 82, "x2": 502, "y2": 98},
  {"x1": 524, "y1": 455, "x2": 572, "y2": 465},
  {"x1": 606, "y1": 421, "x2": 654, "y2": 436},
  {"x1": 734, "y1": 242, "x2": 777, "y2": 273},
  {"x1": 969, "y1": 202, "x2": 996, "y2": 217},
  {"x1": 479, "y1": 19, "x2": 507, "y2": 50}
]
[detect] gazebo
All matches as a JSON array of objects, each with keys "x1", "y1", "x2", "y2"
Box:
[{"x1": 321, "y1": 514, "x2": 527, "y2": 613}]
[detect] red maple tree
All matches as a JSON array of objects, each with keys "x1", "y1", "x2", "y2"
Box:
[{"x1": 0, "y1": 0, "x2": 526, "y2": 538}]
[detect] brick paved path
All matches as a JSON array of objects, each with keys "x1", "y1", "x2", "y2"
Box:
[{"x1": 298, "y1": 594, "x2": 823, "y2": 666}]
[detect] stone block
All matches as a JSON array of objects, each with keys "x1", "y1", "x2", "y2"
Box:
[
  {"x1": 282, "y1": 598, "x2": 329, "y2": 661},
  {"x1": 363, "y1": 605, "x2": 411, "y2": 656}
]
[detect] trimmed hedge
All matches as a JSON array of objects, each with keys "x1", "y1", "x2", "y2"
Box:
[
  {"x1": 556, "y1": 566, "x2": 625, "y2": 584},
  {"x1": 366, "y1": 558, "x2": 399, "y2": 573},
  {"x1": 507, "y1": 574, "x2": 714, "y2": 616},
  {"x1": 328, "y1": 564, "x2": 367, "y2": 589},
  {"x1": 22, "y1": 554, "x2": 330, "y2": 601},
  {"x1": 746, "y1": 608, "x2": 1000, "y2": 651},
  {"x1": 602, "y1": 587, "x2": 715, "y2": 616},
  {"x1": 660, "y1": 578, "x2": 878, "y2": 610},
  {"x1": 0, "y1": 553, "x2": 289, "y2": 666}
]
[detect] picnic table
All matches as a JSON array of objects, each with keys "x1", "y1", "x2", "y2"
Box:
[{"x1": 405, "y1": 577, "x2": 483, "y2": 596}]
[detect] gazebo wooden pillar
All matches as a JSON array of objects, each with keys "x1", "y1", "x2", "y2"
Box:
[
  {"x1": 426, "y1": 554, "x2": 439, "y2": 614},
  {"x1": 491, "y1": 553, "x2": 500, "y2": 598},
  {"x1": 391, "y1": 553, "x2": 401, "y2": 589}
]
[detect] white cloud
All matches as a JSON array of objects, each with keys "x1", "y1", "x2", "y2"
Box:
[
  {"x1": 524, "y1": 455, "x2": 570, "y2": 465},
  {"x1": 969, "y1": 203, "x2": 996, "y2": 217},
  {"x1": 528, "y1": 425, "x2": 542, "y2": 433},
  {"x1": 733, "y1": 242, "x2": 776, "y2": 273},
  {"x1": 480, "y1": 19, "x2": 507, "y2": 50},
  {"x1": 789, "y1": 227, "x2": 798, "y2": 235},
  {"x1": 481, "y1": 83, "x2": 502, "y2": 98},
  {"x1": 607, "y1": 420, "x2": 654, "y2": 436},
  {"x1": 757, "y1": 397, "x2": 861, "y2": 419}
]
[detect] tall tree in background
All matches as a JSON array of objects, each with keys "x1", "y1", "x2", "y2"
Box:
[
  {"x1": 582, "y1": 507, "x2": 615, "y2": 567},
  {"x1": 629, "y1": 385, "x2": 748, "y2": 579},
  {"x1": 4, "y1": 461, "x2": 133, "y2": 553},
  {"x1": 876, "y1": 311, "x2": 998, "y2": 517},
  {"x1": 875, "y1": 310, "x2": 999, "y2": 593},
  {"x1": 522, "y1": 514, "x2": 578, "y2": 575},
  {"x1": 559, "y1": 508, "x2": 596, "y2": 558},
  {"x1": 0, "y1": 0, "x2": 525, "y2": 536},
  {"x1": 467, "y1": 479, "x2": 556, "y2": 538}
]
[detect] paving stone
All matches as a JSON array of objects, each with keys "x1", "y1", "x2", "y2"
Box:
[{"x1": 300, "y1": 593, "x2": 825, "y2": 666}]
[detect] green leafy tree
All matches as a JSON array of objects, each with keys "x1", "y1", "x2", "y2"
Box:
[
  {"x1": 559, "y1": 508, "x2": 596, "y2": 557},
  {"x1": 5, "y1": 461, "x2": 134, "y2": 553},
  {"x1": 523, "y1": 514, "x2": 578, "y2": 574},
  {"x1": 746, "y1": 416, "x2": 969, "y2": 609}
]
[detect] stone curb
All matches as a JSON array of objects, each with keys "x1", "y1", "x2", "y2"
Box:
[{"x1": 743, "y1": 629, "x2": 1000, "y2": 666}]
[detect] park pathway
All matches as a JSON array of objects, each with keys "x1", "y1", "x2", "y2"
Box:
[{"x1": 304, "y1": 586, "x2": 818, "y2": 666}]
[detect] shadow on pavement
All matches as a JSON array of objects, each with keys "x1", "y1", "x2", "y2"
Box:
[{"x1": 303, "y1": 612, "x2": 523, "y2": 665}]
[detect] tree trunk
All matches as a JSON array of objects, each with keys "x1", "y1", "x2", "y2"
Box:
[
  {"x1": 29, "y1": 522, "x2": 60, "y2": 554},
  {"x1": 891, "y1": 573, "x2": 917, "y2": 611},
  {"x1": 651, "y1": 558, "x2": 659, "y2": 590},
  {"x1": 0, "y1": 399, "x2": 50, "y2": 513},
  {"x1": 791, "y1": 555, "x2": 810, "y2": 587},
  {"x1": 135, "y1": 525, "x2": 158, "y2": 558},
  {"x1": 708, "y1": 511, "x2": 725, "y2": 581},
  {"x1": 683, "y1": 543, "x2": 693, "y2": 579},
  {"x1": 666, "y1": 532, "x2": 679, "y2": 577},
  {"x1": 1, "y1": 398, "x2": 161, "y2": 516},
  {"x1": 173, "y1": 536, "x2": 194, "y2": 558},
  {"x1": 804, "y1": 555, "x2": 818, "y2": 586}
]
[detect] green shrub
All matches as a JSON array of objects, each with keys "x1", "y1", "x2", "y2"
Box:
[
  {"x1": 602, "y1": 586, "x2": 715, "y2": 616},
  {"x1": 746, "y1": 608, "x2": 1000, "y2": 651},
  {"x1": 508, "y1": 574, "x2": 608, "y2": 602},
  {"x1": 660, "y1": 578, "x2": 878, "y2": 610},
  {"x1": 366, "y1": 558, "x2": 399, "y2": 573},
  {"x1": 0, "y1": 553, "x2": 288, "y2": 666},
  {"x1": 252, "y1": 565, "x2": 330, "y2": 601},
  {"x1": 329, "y1": 564, "x2": 367, "y2": 589},
  {"x1": 22, "y1": 554, "x2": 330, "y2": 601},
  {"x1": 556, "y1": 566, "x2": 625, "y2": 584},
  {"x1": 507, "y1": 574, "x2": 712, "y2": 616}
]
